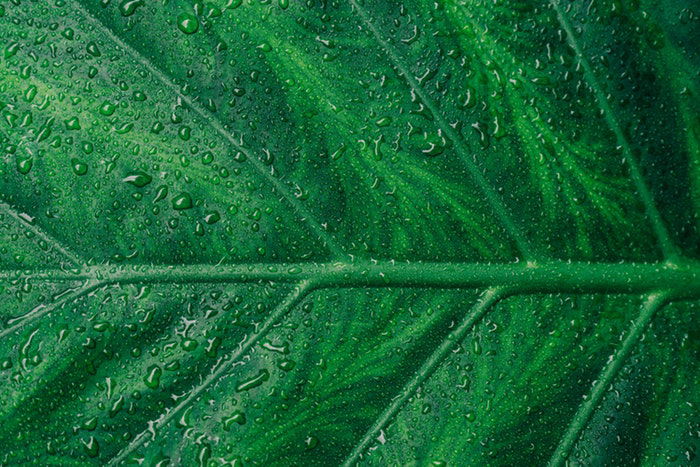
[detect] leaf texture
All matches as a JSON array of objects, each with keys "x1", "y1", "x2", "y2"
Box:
[{"x1": 0, "y1": 0, "x2": 698, "y2": 465}]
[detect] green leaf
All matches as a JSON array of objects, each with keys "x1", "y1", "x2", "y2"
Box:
[{"x1": 0, "y1": 0, "x2": 698, "y2": 465}]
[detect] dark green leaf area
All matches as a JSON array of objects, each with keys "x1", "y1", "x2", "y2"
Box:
[{"x1": 0, "y1": 0, "x2": 698, "y2": 465}]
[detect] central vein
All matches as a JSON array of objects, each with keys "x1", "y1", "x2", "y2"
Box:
[{"x1": 4, "y1": 261, "x2": 699, "y2": 298}]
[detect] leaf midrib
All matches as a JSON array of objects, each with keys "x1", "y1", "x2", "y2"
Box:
[
  {"x1": 2, "y1": 261, "x2": 699, "y2": 296},
  {"x1": 1, "y1": 1, "x2": 692, "y2": 465}
]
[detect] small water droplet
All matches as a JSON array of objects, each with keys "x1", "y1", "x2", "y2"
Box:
[
  {"x1": 123, "y1": 171, "x2": 153, "y2": 187},
  {"x1": 235, "y1": 369, "x2": 269, "y2": 392},
  {"x1": 144, "y1": 365, "x2": 162, "y2": 389},
  {"x1": 71, "y1": 158, "x2": 88, "y2": 176},
  {"x1": 119, "y1": 0, "x2": 144, "y2": 17},
  {"x1": 223, "y1": 411, "x2": 246, "y2": 430},
  {"x1": 172, "y1": 192, "x2": 193, "y2": 210},
  {"x1": 177, "y1": 13, "x2": 199, "y2": 34}
]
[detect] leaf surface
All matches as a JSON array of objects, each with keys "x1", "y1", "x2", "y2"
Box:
[{"x1": 0, "y1": 0, "x2": 698, "y2": 465}]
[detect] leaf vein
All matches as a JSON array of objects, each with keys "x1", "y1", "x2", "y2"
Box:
[
  {"x1": 341, "y1": 287, "x2": 505, "y2": 465},
  {"x1": 107, "y1": 280, "x2": 315, "y2": 465},
  {"x1": 550, "y1": 0, "x2": 678, "y2": 261},
  {"x1": 0, "y1": 201, "x2": 85, "y2": 266},
  {"x1": 2, "y1": 261, "x2": 699, "y2": 294},
  {"x1": 0, "y1": 280, "x2": 100, "y2": 340},
  {"x1": 349, "y1": 0, "x2": 533, "y2": 260},
  {"x1": 73, "y1": 2, "x2": 346, "y2": 259},
  {"x1": 547, "y1": 291, "x2": 670, "y2": 466}
]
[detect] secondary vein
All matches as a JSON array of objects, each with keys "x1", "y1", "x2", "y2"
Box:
[
  {"x1": 550, "y1": 0, "x2": 679, "y2": 261},
  {"x1": 73, "y1": 2, "x2": 346, "y2": 260},
  {"x1": 108, "y1": 280, "x2": 315, "y2": 465},
  {"x1": 348, "y1": 0, "x2": 534, "y2": 261},
  {"x1": 341, "y1": 287, "x2": 505, "y2": 465},
  {"x1": 547, "y1": 291, "x2": 670, "y2": 466},
  {"x1": 0, "y1": 279, "x2": 100, "y2": 340},
  {"x1": 0, "y1": 201, "x2": 85, "y2": 266}
]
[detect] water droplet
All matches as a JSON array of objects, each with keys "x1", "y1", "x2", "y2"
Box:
[
  {"x1": 86, "y1": 42, "x2": 101, "y2": 57},
  {"x1": 223, "y1": 411, "x2": 246, "y2": 430},
  {"x1": 375, "y1": 116, "x2": 392, "y2": 127},
  {"x1": 5, "y1": 42, "x2": 19, "y2": 59},
  {"x1": 177, "y1": 13, "x2": 199, "y2": 34},
  {"x1": 16, "y1": 158, "x2": 32, "y2": 175},
  {"x1": 65, "y1": 117, "x2": 81, "y2": 130},
  {"x1": 144, "y1": 365, "x2": 162, "y2": 389},
  {"x1": 119, "y1": 0, "x2": 144, "y2": 17},
  {"x1": 172, "y1": 193, "x2": 193, "y2": 210},
  {"x1": 82, "y1": 416, "x2": 98, "y2": 431},
  {"x1": 181, "y1": 339, "x2": 198, "y2": 351},
  {"x1": 197, "y1": 444, "x2": 211, "y2": 467},
  {"x1": 123, "y1": 171, "x2": 153, "y2": 187},
  {"x1": 262, "y1": 341, "x2": 289, "y2": 354},
  {"x1": 235, "y1": 369, "x2": 269, "y2": 392},
  {"x1": 154, "y1": 185, "x2": 168, "y2": 202},
  {"x1": 203, "y1": 211, "x2": 220, "y2": 224},
  {"x1": 278, "y1": 359, "x2": 295, "y2": 371},
  {"x1": 71, "y1": 158, "x2": 88, "y2": 176},
  {"x1": 305, "y1": 435, "x2": 319, "y2": 450},
  {"x1": 82, "y1": 436, "x2": 100, "y2": 458},
  {"x1": 99, "y1": 101, "x2": 116, "y2": 116}
]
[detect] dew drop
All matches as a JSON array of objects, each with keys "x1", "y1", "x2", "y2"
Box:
[
  {"x1": 99, "y1": 101, "x2": 116, "y2": 116},
  {"x1": 235, "y1": 369, "x2": 269, "y2": 392},
  {"x1": 82, "y1": 436, "x2": 100, "y2": 458},
  {"x1": 177, "y1": 13, "x2": 199, "y2": 34},
  {"x1": 144, "y1": 365, "x2": 162, "y2": 389},
  {"x1": 16, "y1": 158, "x2": 32, "y2": 175},
  {"x1": 203, "y1": 211, "x2": 220, "y2": 224},
  {"x1": 223, "y1": 411, "x2": 246, "y2": 430},
  {"x1": 71, "y1": 158, "x2": 88, "y2": 176},
  {"x1": 119, "y1": 0, "x2": 144, "y2": 17},
  {"x1": 123, "y1": 171, "x2": 153, "y2": 187},
  {"x1": 65, "y1": 117, "x2": 81, "y2": 130},
  {"x1": 86, "y1": 42, "x2": 101, "y2": 57},
  {"x1": 172, "y1": 192, "x2": 193, "y2": 210}
]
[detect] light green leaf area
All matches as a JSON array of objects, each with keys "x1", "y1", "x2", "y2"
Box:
[{"x1": 0, "y1": 0, "x2": 698, "y2": 465}]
